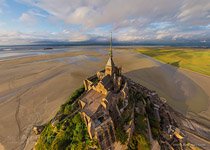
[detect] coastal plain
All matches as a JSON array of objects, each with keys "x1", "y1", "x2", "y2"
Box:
[
  {"x1": 137, "y1": 47, "x2": 210, "y2": 76},
  {"x1": 0, "y1": 46, "x2": 209, "y2": 150}
]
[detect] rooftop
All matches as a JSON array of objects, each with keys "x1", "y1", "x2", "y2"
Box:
[
  {"x1": 81, "y1": 89, "x2": 106, "y2": 117},
  {"x1": 106, "y1": 57, "x2": 115, "y2": 67}
]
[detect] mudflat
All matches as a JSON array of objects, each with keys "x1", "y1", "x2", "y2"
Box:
[{"x1": 0, "y1": 47, "x2": 209, "y2": 150}]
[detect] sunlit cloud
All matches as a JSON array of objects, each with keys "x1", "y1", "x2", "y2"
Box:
[{"x1": 0, "y1": 0, "x2": 210, "y2": 45}]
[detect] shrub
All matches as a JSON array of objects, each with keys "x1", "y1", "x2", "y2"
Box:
[
  {"x1": 35, "y1": 86, "x2": 98, "y2": 150},
  {"x1": 35, "y1": 113, "x2": 97, "y2": 150},
  {"x1": 115, "y1": 127, "x2": 128, "y2": 144},
  {"x1": 127, "y1": 134, "x2": 150, "y2": 150}
]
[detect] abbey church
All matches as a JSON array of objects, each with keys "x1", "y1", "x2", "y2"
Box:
[{"x1": 78, "y1": 35, "x2": 129, "y2": 149}]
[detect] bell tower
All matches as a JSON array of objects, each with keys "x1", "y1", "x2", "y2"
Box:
[{"x1": 105, "y1": 32, "x2": 115, "y2": 76}]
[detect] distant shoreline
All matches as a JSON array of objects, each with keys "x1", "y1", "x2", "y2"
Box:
[
  {"x1": 0, "y1": 45, "x2": 209, "y2": 62},
  {"x1": 0, "y1": 44, "x2": 210, "y2": 48}
]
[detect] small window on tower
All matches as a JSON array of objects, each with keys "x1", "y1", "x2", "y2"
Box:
[{"x1": 106, "y1": 68, "x2": 110, "y2": 72}]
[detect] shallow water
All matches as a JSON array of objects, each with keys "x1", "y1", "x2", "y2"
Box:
[
  {"x1": 48, "y1": 55, "x2": 101, "y2": 64},
  {"x1": 0, "y1": 46, "x2": 110, "y2": 61}
]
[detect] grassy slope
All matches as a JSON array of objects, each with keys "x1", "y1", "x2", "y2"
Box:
[
  {"x1": 137, "y1": 47, "x2": 210, "y2": 76},
  {"x1": 35, "y1": 86, "x2": 99, "y2": 150},
  {"x1": 35, "y1": 114, "x2": 97, "y2": 150}
]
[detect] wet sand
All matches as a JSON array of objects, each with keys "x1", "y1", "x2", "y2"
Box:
[{"x1": 0, "y1": 47, "x2": 209, "y2": 150}]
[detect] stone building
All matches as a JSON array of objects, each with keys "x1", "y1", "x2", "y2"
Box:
[{"x1": 78, "y1": 36, "x2": 129, "y2": 150}]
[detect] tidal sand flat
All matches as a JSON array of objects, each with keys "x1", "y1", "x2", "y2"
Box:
[
  {"x1": 137, "y1": 47, "x2": 210, "y2": 125},
  {"x1": 0, "y1": 47, "x2": 209, "y2": 149}
]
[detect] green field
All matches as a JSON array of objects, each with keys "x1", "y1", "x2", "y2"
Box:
[{"x1": 137, "y1": 47, "x2": 210, "y2": 76}]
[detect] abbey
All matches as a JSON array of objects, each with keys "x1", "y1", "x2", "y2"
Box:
[{"x1": 78, "y1": 36, "x2": 129, "y2": 149}]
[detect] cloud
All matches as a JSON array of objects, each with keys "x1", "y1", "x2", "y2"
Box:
[
  {"x1": 0, "y1": 31, "x2": 59, "y2": 45},
  {"x1": 20, "y1": 0, "x2": 183, "y2": 27},
  {"x1": 177, "y1": 0, "x2": 210, "y2": 26},
  {"x1": 19, "y1": 10, "x2": 47, "y2": 25},
  {"x1": 1, "y1": 0, "x2": 210, "y2": 44},
  {"x1": 0, "y1": 29, "x2": 94, "y2": 45},
  {"x1": 0, "y1": 0, "x2": 6, "y2": 14},
  {"x1": 20, "y1": 0, "x2": 209, "y2": 27},
  {"x1": 19, "y1": 12, "x2": 37, "y2": 25}
]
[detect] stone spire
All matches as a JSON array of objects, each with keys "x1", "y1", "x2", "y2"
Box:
[
  {"x1": 110, "y1": 32, "x2": 113, "y2": 58},
  {"x1": 105, "y1": 32, "x2": 115, "y2": 75}
]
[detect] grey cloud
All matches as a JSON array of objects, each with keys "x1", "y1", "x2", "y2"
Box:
[
  {"x1": 21, "y1": 0, "x2": 183, "y2": 27},
  {"x1": 4, "y1": 0, "x2": 210, "y2": 44},
  {"x1": 177, "y1": 0, "x2": 210, "y2": 26}
]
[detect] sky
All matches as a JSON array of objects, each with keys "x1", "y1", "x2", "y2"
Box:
[{"x1": 0, "y1": 0, "x2": 210, "y2": 45}]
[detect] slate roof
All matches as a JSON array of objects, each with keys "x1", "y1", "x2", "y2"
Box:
[{"x1": 100, "y1": 75, "x2": 113, "y2": 90}]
